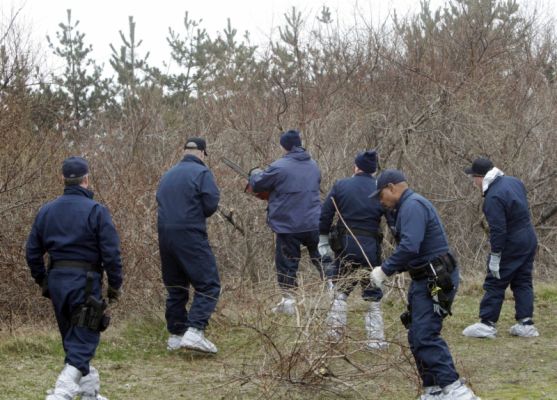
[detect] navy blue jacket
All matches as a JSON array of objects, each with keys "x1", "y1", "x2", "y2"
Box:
[
  {"x1": 382, "y1": 189, "x2": 450, "y2": 276},
  {"x1": 249, "y1": 147, "x2": 321, "y2": 233},
  {"x1": 320, "y1": 173, "x2": 384, "y2": 234},
  {"x1": 483, "y1": 176, "x2": 537, "y2": 256},
  {"x1": 157, "y1": 155, "x2": 220, "y2": 231},
  {"x1": 26, "y1": 185, "x2": 123, "y2": 289}
]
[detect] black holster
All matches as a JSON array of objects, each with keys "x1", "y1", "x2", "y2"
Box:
[
  {"x1": 70, "y1": 272, "x2": 110, "y2": 332},
  {"x1": 400, "y1": 304, "x2": 412, "y2": 329},
  {"x1": 329, "y1": 225, "x2": 343, "y2": 254}
]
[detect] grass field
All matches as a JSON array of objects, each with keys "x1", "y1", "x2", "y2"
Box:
[{"x1": 1, "y1": 280, "x2": 556, "y2": 400}]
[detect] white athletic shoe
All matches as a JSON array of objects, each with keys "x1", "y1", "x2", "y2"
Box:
[
  {"x1": 440, "y1": 379, "x2": 481, "y2": 400},
  {"x1": 462, "y1": 322, "x2": 497, "y2": 338},
  {"x1": 509, "y1": 320, "x2": 539, "y2": 337},
  {"x1": 181, "y1": 328, "x2": 218, "y2": 354},
  {"x1": 272, "y1": 297, "x2": 296, "y2": 316},
  {"x1": 167, "y1": 334, "x2": 183, "y2": 351},
  {"x1": 418, "y1": 385, "x2": 443, "y2": 399}
]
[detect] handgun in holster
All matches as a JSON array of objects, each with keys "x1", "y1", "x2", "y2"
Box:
[{"x1": 71, "y1": 272, "x2": 110, "y2": 332}]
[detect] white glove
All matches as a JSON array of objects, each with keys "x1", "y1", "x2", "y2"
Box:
[
  {"x1": 371, "y1": 267, "x2": 387, "y2": 288},
  {"x1": 489, "y1": 253, "x2": 501, "y2": 279},
  {"x1": 318, "y1": 234, "x2": 333, "y2": 258},
  {"x1": 249, "y1": 167, "x2": 263, "y2": 177}
]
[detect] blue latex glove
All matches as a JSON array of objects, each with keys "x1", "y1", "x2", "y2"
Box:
[{"x1": 489, "y1": 253, "x2": 501, "y2": 279}]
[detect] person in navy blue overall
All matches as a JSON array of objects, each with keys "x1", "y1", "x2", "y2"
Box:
[
  {"x1": 463, "y1": 158, "x2": 539, "y2": 339},
  {"x1": 318, "y1": 150, "x2": 388, "y2": 348},
  {"x1": 26, "y1": 156, "x2": 122, "y2": 400},
  {"x1": 370, "y1": 169, "x2": 480, "y2": 400},
  {"x1": 249, "y1": 130, "x2": 322, "y2": 315},
  {"x1": 156, "y1": 137, "x2": 221, "y2": 353}
]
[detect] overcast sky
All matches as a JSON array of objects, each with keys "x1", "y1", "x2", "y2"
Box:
[{"x1": 2, "y1": 0, "x2": 555, "y2": 75}]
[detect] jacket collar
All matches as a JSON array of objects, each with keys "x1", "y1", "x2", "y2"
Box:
[
  {"x1": 63, "y1": 185, "x2": 94, "y2": 199},
  {"x1": 181, "y1": 154, "x2": 206, "y2": 166},
  {"x1": 396, "y1": 188, "x2": 413, "y2": 210}
]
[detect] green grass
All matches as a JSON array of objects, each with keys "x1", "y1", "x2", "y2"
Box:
[{"x1": 1, "y1": 282, "x2": 555, "y2": 400}]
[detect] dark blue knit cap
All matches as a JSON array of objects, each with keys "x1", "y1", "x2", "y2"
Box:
[
  {"x1": 355, "y1": 150, "x2": 377, "y2": 173},
  {"x1": 62, "y1": 156, "x2": 89, "y2": 178},
  {"x1": 280, "y1": 130, "x2": 302, "y2": 151}
]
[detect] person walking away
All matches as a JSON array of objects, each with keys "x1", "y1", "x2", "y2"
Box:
[{"x1": 26, "y1": 156, "x2": 123, "y2": 400}]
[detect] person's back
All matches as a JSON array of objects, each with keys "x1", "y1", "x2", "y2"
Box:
[
  {"x1": 484, "y1": 175, "x2": 537, "y2": 255},
  {"x1": 254, "y1": 147, "x2": 321, "y2": 233},
  {"x1": 157, "y1": 154, "x2": 219, "y2": 231}
]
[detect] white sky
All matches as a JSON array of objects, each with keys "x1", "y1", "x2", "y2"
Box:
[{"x1": 2, "y1": 0, "x2": 556, "y2": 76}]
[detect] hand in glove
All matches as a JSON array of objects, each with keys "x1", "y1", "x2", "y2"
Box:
[
  {"x1": 40, "y1": 276, "x2": 50, "y2": 299},
  {"x1": 249, "y1": 167, "x2": 263, "y2": 178},
  {"x1": 371, "y1": 267, "x2": 388, "y2": 289},
  {"x1": 107, "y1": 286, "x2": 122, "y2": 304},
  {"x1": 488, "y1": 253, "x2": 501, "y2": 279},
  {"x1": 318, "y1": 234, "x2": 333, "y2": 259}
]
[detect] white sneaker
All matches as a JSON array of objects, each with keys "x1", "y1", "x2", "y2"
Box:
[
  {"x1": 462, "y1": 322, "x2": 497, "y2": 338},
  {"x1": 272, "y1": 297, "x2": 296, "y2": 316},
  {"x1": 418, "y1": 386, "x2": 443, "y2": 399},
  {"x1": 441, "y1": 379, "x2": 481, "y2": 400},
  {"x1": 167, "y1": 334, "x2": 183, "y2": 351},
  {"x1": 509, "y1": 320, "x2": 539, "y2": 337},
  {"x1": 181, "y1": 328, "x2": 218, "y2": 354}
]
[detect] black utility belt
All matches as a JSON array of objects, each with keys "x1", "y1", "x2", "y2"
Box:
[
  {"x1": 338, "y1": 227, "x2": 383, "y2": 240},
  {"x1": 408, "y1": 254, "x2": 455, "y2": 281},
  {"x1": 50, "y1": 260, "x2": 102, "y2": 274}
]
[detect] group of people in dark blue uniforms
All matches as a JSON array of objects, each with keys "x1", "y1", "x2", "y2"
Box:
[{"x1": 25, "y1": 128, "x2": 539, "y2": 400}]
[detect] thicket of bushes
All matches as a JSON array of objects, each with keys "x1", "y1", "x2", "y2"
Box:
[{"x1": 1, "y1": 0, "x2": 556, "y2": 327}]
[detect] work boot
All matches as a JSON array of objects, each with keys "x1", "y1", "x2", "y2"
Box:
[
  {"x1": 325, "y1": 293, "x2": 347, "y2": 341},
  {"x1": 45, "y1": 364, "x2": 82, "y2": 400},
  {"x1": 365, "y1": 301, "x2": 388, "y2": 350},
  {"x1": 440, "y1": 379, "x2": 481, "y2": 399},
  {"x1": 509, "y1": 318, "x2": 540, "y2": 337},
  {"x1": 79, "y1": 366, "x2": 108, "y2": 400},
  {"x1": 167, "y1": 334, "x2": 183, "y2": 351},
  {"x1": 417, "y1": 386, "x2": 443, "y2": 399},
  {"x1": 462, "y1": 321, "x2": 497, "y2": 338},
  {"x1": 181, "y1": 327, "x2": 218, "y2": 354},
  {"x1": 272, "y1": 296, "x2": 296, "y2": 316}
]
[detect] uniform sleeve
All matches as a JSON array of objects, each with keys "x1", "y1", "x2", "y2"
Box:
[
  {"x1": 199, "y1": 170, "x2": 220, "y2": 217},
  {"x1": 319, "y1": 184, "x2": 337, "y2": 234},
  {"x1": 483, "y1": 195, "x2": 507, "y2": 254},
  {"x1": 25, "y1": 211, "x2": 47, "y2": 285},
  {"x1": 382, "y1": 200, "x2": 427, "y2": 275},
  {"x1": 249, "y1": 164, "x2": 280, "y2": 193},
  {"x1": 93, "y1": 205, "x2": 123, "y2": 289}
]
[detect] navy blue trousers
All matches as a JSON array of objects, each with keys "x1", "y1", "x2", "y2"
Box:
[
  {"x1": 275, "y1": 231, "x2": 322, "y2": 289},
  {"x1": 49, "y1": 268, "x2": 102, "y2": 376},
  {"x1": 329, "y1": 235, "x2": 383, "y2": 301},
  {"x1": 408, "y1": 268, "x2": 460, "y2": 388},
  {"x1": 159, "y1": 228, "x2": 221, "y2": 334},
  {"x1": 479, "y1": 249, "x2": 536, "y2": 324}
]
